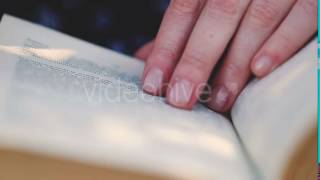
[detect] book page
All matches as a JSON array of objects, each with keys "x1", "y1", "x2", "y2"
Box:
[
  {"x1": 232, "y1": 39, "x2": 317, "y2": 180},
  {"x1": 0, "y1": 15, "x2": 254, "y2": 180}
]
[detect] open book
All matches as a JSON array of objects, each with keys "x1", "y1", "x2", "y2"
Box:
[{"x1": 0, "y1": 15, "x2": 316, "y2": 180}]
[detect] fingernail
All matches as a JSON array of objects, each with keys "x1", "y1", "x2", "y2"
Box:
[
  {"x1": 143, "y1": 68, "x2": 164, "y2": 95},
  {"x1": 253, "y1": 56, "x2": 273, "y2": 76},
  {"x1": 167, "y1": 79, "x2": 193, "y2": 107},
  {"x1": 208, "y1": 85, "x2": 230, "y2": 111}
]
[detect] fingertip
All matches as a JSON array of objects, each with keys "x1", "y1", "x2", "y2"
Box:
[
  {"x1": 251, "y1": 61, "x2": 265, "y2": 78},
  {"x1": 207, "y1": 85, "x2": 232, "y2": 112},
  {"x1": 251, "y1": 55, "x2": 276, "y2": 78},
  {"x1": 142, "y1": 67, "x2": 165, "y2": 96},
  {"x1": 134, "y1": 51, "x2": 147, "y2": 61},
  {"x1": 166, "y1": 78, "x2": 197, "y2": 110},
  {"x1": 134, "y1": 41, "x2": 155, "y2": 61},
  {"x1": 135, "y1": 50, "x2": 150, "y2": 61}
]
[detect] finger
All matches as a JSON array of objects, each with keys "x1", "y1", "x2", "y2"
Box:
[
  {"x1": 166, "y1": 0, "x2": 251, "y2": 109},
  {"x1": 251, "y1": 0, "x2": 317, "y2": 77},
  {"x1": 207, "y1": 0, "x2": 296, "y2": 112},
  {"x1": 142, "y1": 0, "x2": 205, "y2": 96},
  {"x1": 134, "y1": 40, "x2": 154, "y2": 61}
]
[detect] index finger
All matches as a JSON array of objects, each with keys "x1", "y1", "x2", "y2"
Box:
[{"x1": 142, "y1": 0, "x2": 205, "y2": 96}]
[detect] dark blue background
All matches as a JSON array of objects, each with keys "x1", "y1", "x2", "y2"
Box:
[{"x1": 0, "y1": 0, "x2": 170, "y2": 55}]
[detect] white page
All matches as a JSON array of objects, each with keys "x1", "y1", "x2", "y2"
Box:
[
  {"x1": 232, "y1": 39, "x2": 317, "y2": 180},
  {"x1": 0, "y1": 15, "x2": 254, "y2": 180}
]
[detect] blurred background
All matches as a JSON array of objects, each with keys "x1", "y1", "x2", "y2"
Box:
[{"x1": 0, "y1": 0, "x2": 170, "y2": 55}]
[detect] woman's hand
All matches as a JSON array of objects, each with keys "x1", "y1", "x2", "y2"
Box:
[{"x1": 135, "y1": 0, "x2": 317, "y2": 112}]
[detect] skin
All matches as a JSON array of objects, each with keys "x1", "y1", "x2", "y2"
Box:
[{"x1": 135, "y1": 0, "x2": 317, "y2": 112}]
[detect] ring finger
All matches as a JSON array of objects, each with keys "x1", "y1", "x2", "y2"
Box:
[{"x1": 207, "y1": 0, "x2": 296, "y2": 112}]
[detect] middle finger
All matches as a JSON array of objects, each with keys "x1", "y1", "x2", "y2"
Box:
[{"x1": 166, "y1": 0, "x2": 251, "y2": 109}]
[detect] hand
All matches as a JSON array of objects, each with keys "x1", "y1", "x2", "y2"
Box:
[{"x1": 135, "y1": 0, "x2": 317, "y2": 112}]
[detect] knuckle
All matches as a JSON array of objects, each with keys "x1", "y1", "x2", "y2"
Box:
[
  {"x1": 182, "y1": 51, "x2": 209, "y2": 70},
  {"x1": 206, "y1": 0, "x2": 240, "y2": 19},
  {"x1": 155, "y1": 45, "x2": 178, "y2": 62},
  {"x1": 171, "y1": 0, "x2": 203, "y2": 15},
  {"x1": 297, "y1": 0, "x2": 317, "y2": 16},
  {"x1": 276, "y1": 30, "x2": 293, "y2": 45},
  {"x1": 225, "y1": 63, "x2": 243, "y2": 76},
  {"x1": 247, "y1": 1, "x2": 280, "y2": 27}
]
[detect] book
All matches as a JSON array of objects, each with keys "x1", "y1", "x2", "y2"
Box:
[{"x1": 0, "y1": 14, "x2": 316, "y2": 180}]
